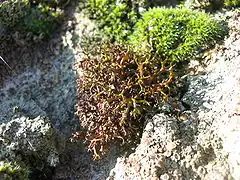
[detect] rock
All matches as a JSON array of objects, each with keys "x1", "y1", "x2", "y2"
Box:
[
  {"x1": 184, "y1": 0, "x2": 223, "y2": 11},
  {"x1": 2, "y1": 3, "x2": 240, "y2": 180},
  {"x1": 108, "y1": 113, "x2": 181, "y2": 179},
  {"x1": 0, "y1": 115, "x2": 64, "y2": 178},
  {"x1": 0, "y1": 46, "x2": 78, "y2": 134},
  {"x1": 184, "y1": 0, "x2": 212, "y2": 10}
]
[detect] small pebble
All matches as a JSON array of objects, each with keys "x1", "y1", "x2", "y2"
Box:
[{"x1": 160, "y1": 173, "x2": 170, "y2": 180}]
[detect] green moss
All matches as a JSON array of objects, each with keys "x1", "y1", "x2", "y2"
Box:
[
  {"x1": 84, "y1": 0, "x2": 114, "y2": 19},
  {"x1": 224, "y1": 0, "x2": 240, "y2": 7},
  {"x1": 0, "y1": 0, "x2": 64, "y2": 39},
  {"x1": 84, "y1": 0, "x2": 138, "y2": 42},
  {"x1": 0, "y1": 161, "x2": 29, "y2": 180},
  {"x1": 100, "y1": 3, "x2": 137, "y2": 42},
  {"x1": 129, "y1": 7, "x2": 226, "y2": 62},
  {"x1": 0, "y1": 0, "x2": 30, "y2": 28},
  {"x1": 22, "y1": 4, "x2": 63, "y2": 37}
]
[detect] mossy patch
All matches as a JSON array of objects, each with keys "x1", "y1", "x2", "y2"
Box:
[
  {"x1": 129, "y1": 7, "x2": 226, "y2": 62},
  {"x1": 0, "y1": 0, "x2": 66, "y2": 39},
  {"x1": 0, "y1": 0, "x2": 30, "y2": 28},
  {"x1": 0, "y1": 161, "x2": 29, "y2": 180},
  {"x1": 83, "y1": 0, "x2": 139, "y2": 42},
  {"x1": 22, "y1": 3, "x2": 63, "y2": 38},
  {"x1": 224, "y1": 0, "x2": 240, "y2": 7}
]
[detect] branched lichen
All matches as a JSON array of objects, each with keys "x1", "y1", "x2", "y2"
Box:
[{"x1": 74, "y1": 44, "x2": 177, "y2": 159}]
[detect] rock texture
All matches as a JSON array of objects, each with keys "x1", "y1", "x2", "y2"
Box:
[
  {"x1": 184, "y1": 0, "x2": 223, "y2": 11},
  {"x1": 0, "y1": 115, "x2": 62, "y2": 178},
  {"x1": 0, "y1": 45, "x2": 77, "y2": 133}
]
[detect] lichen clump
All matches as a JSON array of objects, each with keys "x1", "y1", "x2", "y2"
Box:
[{"x1": 75, "y1": 44, "x2": 176, "y2": 159}]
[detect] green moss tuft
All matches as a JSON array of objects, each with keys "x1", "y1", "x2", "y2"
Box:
[
  {"x1": 0, "y1": 0, "x2": 65, "y2": 39},
  {"x1": 0, "y1": 0, "x2": 31, "y2": 28},
  {"x1": 129, "y1": 7, "x2": 226, "y2": 62},
  {"x1": 23, "y1": 3, "x2": 63, "y2": 37},
  {"x1": 0, "y1": 161, "x2": 29, "y2": 180},
  {"x1": 83, "y1": 0, "x2": 138, "y2": 42},
  {"x1": 100, "y1": 3, "x2": 137, "y2": 42},
  {"x1": 224, "y1": 0, "x2": 240, "y2": 7}
]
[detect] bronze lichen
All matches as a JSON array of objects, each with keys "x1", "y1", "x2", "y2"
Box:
[{"x1": 74, "y1": 43, "x2": 177, "y2": 159}]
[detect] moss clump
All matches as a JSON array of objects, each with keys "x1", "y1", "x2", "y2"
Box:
[
  {"x1": 83, "y1": 0, "x2": 138, "y2": 42},
  {"x1": 129, "y1": 7, "x2": 226, "y2": 62},
  {"x1": 0, "y1": 0, "x2": 30, "y2": 28},
  {"x1": 75, "y1": 43, "x2": 176, "y2": 159},
  {"x1": 224, "y1": 0, "x2": 240, "y2": 7},
  {"x1": 23, "y1": 3, "x2": 63, "y2": 37},
  {"x1": 84, "y1": 0, "x2": 114, "y2": 19},
  {"x1": 100, "y1": 3, "x2": 137, "y2": 42},
  {"x1": 0, "y1": 0, "x2": 65, "y2": 39},
  {"x1": 0, "y1": 161, "x2": 29, "y2": 180}
]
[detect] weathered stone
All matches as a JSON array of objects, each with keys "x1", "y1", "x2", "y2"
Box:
[{"x1": 0, "y1": 115, "x2": 63, "y2": 178}]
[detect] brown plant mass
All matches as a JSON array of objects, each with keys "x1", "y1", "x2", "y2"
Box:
[{"x1": 74, "y1": 44, "x2": 176, "y2": 159}]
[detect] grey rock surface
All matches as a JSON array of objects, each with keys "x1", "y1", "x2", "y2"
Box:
[
  {"x1": 0, "y1": 39, "x2": 78, "y2": 134},
  {"x1": 184, "y1": 0, "x2": 223, "y2": 11},
  {"x1": 0, "y1": 115, "x2": 61, "y2": 168}
]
